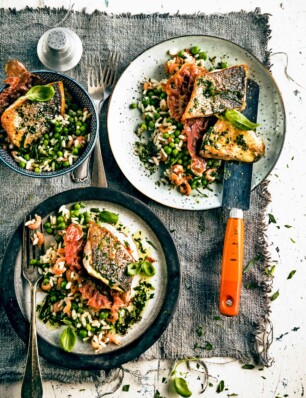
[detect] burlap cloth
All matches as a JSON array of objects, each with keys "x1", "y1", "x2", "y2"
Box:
[{"x1": 0, "y1": 8, "x2": 273, "y2": 383}]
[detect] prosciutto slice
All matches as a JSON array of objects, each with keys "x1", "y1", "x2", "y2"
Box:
[
  {"x1": 163, "y1": 63, "x2": 206, "y2": 121},
  {"x1": 183, "y1": 118, "x2": 210, "y2": 176},
  {"x1": 64, "y1": 224, "x2": 84, "y2": 268}
]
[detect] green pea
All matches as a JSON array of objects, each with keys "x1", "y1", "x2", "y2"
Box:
[
  {"x1": 46, "y1": 228, "x2": 53, "y2": 234},
  {"x1": 177, "y1": 122, "x2": 184, "y2": 130},
  {"x1": 24, "y1": 154, "x2": 30, "y2": 161},
  {"x1": 80, "y1": 125, "x2": 87, "y2": 133},
  {"x1": 174, "y1": 138, "x2": 180, "y2": 144},
  {"x1": 43, "y1": 140, "x2": 49, "y2": 147},
  {"x1": 86, "y1": 324, "x2": 92, "y2": 331},
  {"x1": 166, "y1": 118, "x2": 173, "y2": 124},
  {"x1": 202, "y1": 179, "x2": 208, "y2": 186},
  {"x1": 140, "y1": 123, "x2": 147, "y2": 130},
  {"x1": 85, "y1": 216, "x2": 91, "y2": 224},
  {"x1": 68, "y1": 117, "x2": 74, "y2": 123},
  {"x1": 63, "y1": 161, "x2": 70, "y2": 167},
  {"x1": 220, "y1": 61, "x2": 228, "y2": 69},
  {"x1": 57, "y1": 216, "x2": 64, "y2": 222},
  {"x1": 71, "y1": 302, "x2": 78, "y2": 310},
  {"x1": 79, "y1": 329, "x2": 87, "y2": 339},
  {"x1": 148, "y1": 91, "x2": 154, "y2": 97},
  {"x1": 63, "y1": 127, "x2": 69, "y2": 133},
  {"x1": 164, "y1": 146, "x2": 172, "y2": 155},
  {"x1": 77, "y1": 110, "x2": 83, "y2": 115},
  {"x1": 99, "y1": 310, "x2": 109, "y2": 320},
  {"x1": 174, "y1": 130, "x2": 181, "y2": 137},
  {"x1": 75, "y1": 130, "x2": 82, "y2": 136},
  {"x1": 177, "y1": 159, "x2": 183, "y2": 165},
  {"x1": 44, "y1": 222, "x2": 51, "y2": 228},
  {"x1": 19, "y1": 162, "x2": 26, "y2": 169},
  {"x1": 142, "y1": 97, "x2": 149, "y2": 106},
  {"x1": 60, "y1": 280, "x2": 67, "y2": 289},
  {"x1": 51, "y1": 295, "x2": 58, "y2": 303},
  {"x1": 199, "y1": 51, "x2": 207, "y2": 60},
  {"x1": 54, "y1": 126, "x2": 62, "y2": 133},
  {"x1": 207, "y1": 159, "x2": 213, "y2": 166},
  {"x1": 77, "y1": 307, "x2": 83, "y2": 314},
  {"x1": 57, "y1": 222, "x2": 66, "y2": 230},
  {"x1": 71, "y1": 209, "x2": 80, "y2": 217},
  {"x1": 177, "y1": 50, "x2": 185, "y2": 58},
  {"x1": 57, "y1": 151, "x2": 63, "y2": 157},
  {"x1": 43, "y1": 278, "x2": 49, "y2": 285},
  {"x1": 34, "y1": 168, "x2": 40, "y2": 173},
  {"x1": 169, "y1": 142, "x2": 175, "y2": 148},
  {"x1": 73, "y1": 203, "x2": 81, "y2": 210},
  {"x1": 148, "y1": 121, "x2": 155, "y2": 129},
  {"x1": 160, "y1": 92, "x2": 167, "y2": 99},
  {"x1": 163, "y1": 133, "x2": 169, "y2": 139},
  {"x1": 172, "y1": 149, "x2": 179, "y2": 156},
  {"x1": 54, "y1": 132, "x2": 60, "y2": 139},
  {"x1": 76, "y1": 121, "x2": 82, "y2": 127},
  {"x1": 191, "y1": 46, "x2": 200, "y2": 55},
  {"x1": 154, "y1": 113, "x2": 160, "y2": 120}
]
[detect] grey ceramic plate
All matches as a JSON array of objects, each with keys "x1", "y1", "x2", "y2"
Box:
[
  {"x1": 1, "y1": 188, "x2": 180, "y2": 370},
  {"x1": 108, "y1": 35, "x2": 286, "y2": 210}
]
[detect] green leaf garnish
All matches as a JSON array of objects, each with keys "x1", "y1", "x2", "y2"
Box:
[
  {"x1": 26, "y1": 85, "x2": 55, "y2": 102},
  {"x1": 224, "y1": 109, "x2": 260, "y2": 131},
  {"x1": 122, "y1": 385, "x2": 130, "y2": 392},
  {"x1": 287, "y1": 270, "x2": 296, "y2": 279},
  {"x1": 271, "y1": 290, "x2": 280, "y2": 301},
  {"x1": 99, "y1": 210, "x2": 119, "y2": 224},
  {"x1": 242, "y1": 364, "x2": 255, "y2": 369},
  {"x1": 268, "y1": 214, "x2": 277, "y2": 224},
  {"x1": 174, "y1": 377, "x2": 192, "y2": 398},
  {"x1": 60, "y1": 326, "x2": 77, "y2": 352},
  {"x1": 216, "y1": 380, "x2": 225, "y2": 393}
]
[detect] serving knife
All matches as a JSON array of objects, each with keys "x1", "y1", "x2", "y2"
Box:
[{"x1": 219, "y1": 79, "x2": 260, "y2": 316}]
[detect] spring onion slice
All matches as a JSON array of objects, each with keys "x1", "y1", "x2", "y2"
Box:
[
  {"x1": 141, "y1": 261, "x2": 156, "y2": 277},
  {"x1": 127, "y1": 262, "x2": 142, "y2": 276}
]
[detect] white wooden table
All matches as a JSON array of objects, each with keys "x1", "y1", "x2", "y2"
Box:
[{"x1": 1, "y1": 1, "x2": 306, "y2": 397}]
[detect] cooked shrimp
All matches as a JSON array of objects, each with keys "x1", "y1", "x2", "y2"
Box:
[
  {"x1": 57, "y1": 277, "x2": 63, "y2": 289},
  {"x1": 106, "y1": 332, "x2": 120, "y2": 345},
  {"x1": 51, "y1": 257, "x2": 66, "y2": 275},
  {"x1": 179, "y1": 182, "x2": 191, "y2": 196},
  {"x1": 205, "y1": 168, "x2": 218, "y2": 182},
  {"x1": 63, "y1": 299, "x2": 71, "y2": 316},
  {"x1": 36, "y1": 231, "x2": 44, "y2": 247},
  {"x1": 53, "y1": 301, "x2": 63, "y2": 313},
  {"x1": 41, "y1": 281, "x2": 52, "y2": 291},
  {"x1": 26, "y1": 214, "x2": 42, "y2": 230}
]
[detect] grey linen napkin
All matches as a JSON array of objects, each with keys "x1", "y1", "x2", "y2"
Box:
[{"x1": 0, "y1": 8, "x2": 273, "y2": 383}]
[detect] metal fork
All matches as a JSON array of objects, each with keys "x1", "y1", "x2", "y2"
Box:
[
  {"x1": 71, "y1": 51, "x2": 121, "y2": 186},
  {"x1": 21, "y1": 216, "x2": 44, "y2": 398}
]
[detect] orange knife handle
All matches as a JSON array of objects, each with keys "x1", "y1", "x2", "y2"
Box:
[{"x1": 219, "y1": 209, "x2": 244, "y2": 316}]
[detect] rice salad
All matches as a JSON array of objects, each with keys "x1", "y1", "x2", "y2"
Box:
[
  {"x1": 131, "y1": 45, "x2": 227, "y2": 196},
  {"x1": 28, "y1": 203, "x2": 155, "y2": 354}
]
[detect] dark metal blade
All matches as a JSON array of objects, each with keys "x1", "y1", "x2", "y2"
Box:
[{"x1": 222, "y1": 79, "x2": 260, "y2": 210}]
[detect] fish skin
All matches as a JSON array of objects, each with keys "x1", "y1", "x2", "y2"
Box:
[
  {"x1": 83, "y1": 222, "x2": 134, "y2": 292},
  {"x1": 1, "y1": 81, "x2": 65, "y2": 148},
  {"x1": 182, "y1": 65, "x2": 248, "y2": 120},
  {"x1": 199, "y1": 118, "x2": 265, "y2": 163}
]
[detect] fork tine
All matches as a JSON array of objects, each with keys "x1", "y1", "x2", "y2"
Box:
[{"x1": 22, "y1": 217, "x2": 28, "y2": 269}]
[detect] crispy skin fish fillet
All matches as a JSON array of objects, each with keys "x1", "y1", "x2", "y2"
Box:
[
  {"x1": 199, "y1": 119, "x2": 265, "y2": 163},
  {"x1": 83, "y1": 222, "x2": 134, "y2": 292},
  {"x1": 182, "y1": 65, "x2": 248, "y2": 121},
  {"x1": 1, "y1": 81, "x2": 65, "y2": 148}
]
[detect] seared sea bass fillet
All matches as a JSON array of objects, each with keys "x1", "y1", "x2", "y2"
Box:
[
  {"x1": 199, "y1": 119, "x2": 265, "y2": 163},
  {"x1": 1, "y1": 81, "x2": 65, "y2": 148},
  {"x1": 83, "y1": 222, "x2": 134, "y2": 292},
  {"x1": 182, "y1": 65, "x2": 248, "y2": 120}
]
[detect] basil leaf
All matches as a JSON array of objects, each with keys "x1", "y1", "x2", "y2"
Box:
[
  {"x1": 26, "y1": 85, "x2": 55, "y2": 102},
  {"x1": 216, "y1": 380, "x2": 225, "y2": 393},
  {"x1": 287, "y1": 270, "x2": 296, "y2": 279},
  {"x1": 271, "y1": 290, "x2": 280, "y2": 301},
  {"x1": 127, "y1": 262, "x2": 141, "y2": 276},
  {"x1": 99, "y1": 210, "x2": 119, "y2": 224},
  {"x1": 60, "y1": 326, "x2": 76, "y2": 352},
  {"x1": 242, "y1": 364, "x2": 255, "y2": 369},
  {"x1": 141, "y1": 261, "x2": 156, "y2": 276},
  {"x1": 224, "y1": 109, "x2": 260, "y2": 131},
  {"x1": 174, "y1": 377, "x2": 192, "y2": 398}
]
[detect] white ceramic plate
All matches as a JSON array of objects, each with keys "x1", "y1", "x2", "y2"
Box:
[{"x1": 108, "y1": 35, "x2": 286, "y2": 210}]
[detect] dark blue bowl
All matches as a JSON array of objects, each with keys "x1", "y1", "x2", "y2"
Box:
[{"x1": 0, "y1": 70, "x2": 98, "y2": 178}]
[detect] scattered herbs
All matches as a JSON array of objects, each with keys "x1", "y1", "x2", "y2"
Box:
[
  {"x1": 146, "y1": 239, "x2": 158, "y2": 250},
  {"x1": 271, "y1": 290, "x2": 280, "y2": 301},
  {"x1": 122, "y1": 385, "x2": 130, "y2": 392},
  {"x1": 194, "y1": 341, "x2": 213, "y2": 350},
  {"x1": 196, "y1": 326, "x2": 203, "y2": 337},
  {"x1": 154, "y1": 390, "x2": 165, "y2": 398},
  {"x1": 290, "y1": 238, "x2": 296, "y2": 243},
  {"x1": 216, "y1": 380, "x2": 225, "y2": 393},
  {"x1": 60, "y1": 327, "x2": 76, "y2": 352},
  {"x1": 174, "y1": 377, "x2": 192, "y2": 398},
  {"x1": 242, "y1": 364, "x2": 255, "y2": 369},
  {"x1": 284, "y1": 225, "x2": 292, "y2": 228},
  {"x1": 268, "y1": 214, "x2": 277, "y2": 224},
  {"x1": 243, "y1": 254, "x2": 263, "y2": 273},
  {"x1": 287, "y1": 270, "x2": 296, "y2": 279}
]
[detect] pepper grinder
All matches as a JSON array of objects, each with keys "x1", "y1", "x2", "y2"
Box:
[{"x1": 37, "y1": 27, "x2": 83, "y2": 72}]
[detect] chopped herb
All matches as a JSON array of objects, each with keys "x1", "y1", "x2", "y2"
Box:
[
  {"x1": 196, "y1": 326, "x2": 203, "y2": 337},
  {"x1": 154, "y1": 390, "x2": 165, "y2": 398},
  {"x1": 162, "y1": 377, "x2": 167, "y2": 383},
  {"x1": 122, "y1": 385, "x2": 130, "y2": 392},
  {"x1": 227, "y1": 394, "x2": 239, "y2": 397},
  {"x1": 194, "y1": 341, "x2": 213, "y2": 350},
  {"x1": 243, "y1": 254, "x2": 263, "y2": 273},
  {"x1": 284, "y1": 225, "x2": 292, "y2": 228},
  {"x1": 271, "y1": 290, "x2": 280, "y2": 301},
  {"x1": 216, "y1": 380, "x2": 225, "y2": 393},
  {"x1": 268, "y1": 214, "x2": 277, "y2": 224},
  {"x1": 290, "y1": 238, "x2": 296, "y2": 243},
  {"x1": 242, "y1": 364, "x2": 255, "y2": 369},
  {"x1": 146, "y1": 239, "x2": 158, "y2": 250},
  {"x1": 287, "y1": 270, "x2": 296, "y2": 279},
  {"x1": 214, "y1": 316, "x2": 221, "y2": 320}
]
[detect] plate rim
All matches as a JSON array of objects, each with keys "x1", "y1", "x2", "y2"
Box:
[
  {"x1": 0, "y1": 187, "x2": 180, "y2": 370},
  {"x1": 107, "y1": 34, "x2": 286, "y2": 210}
]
